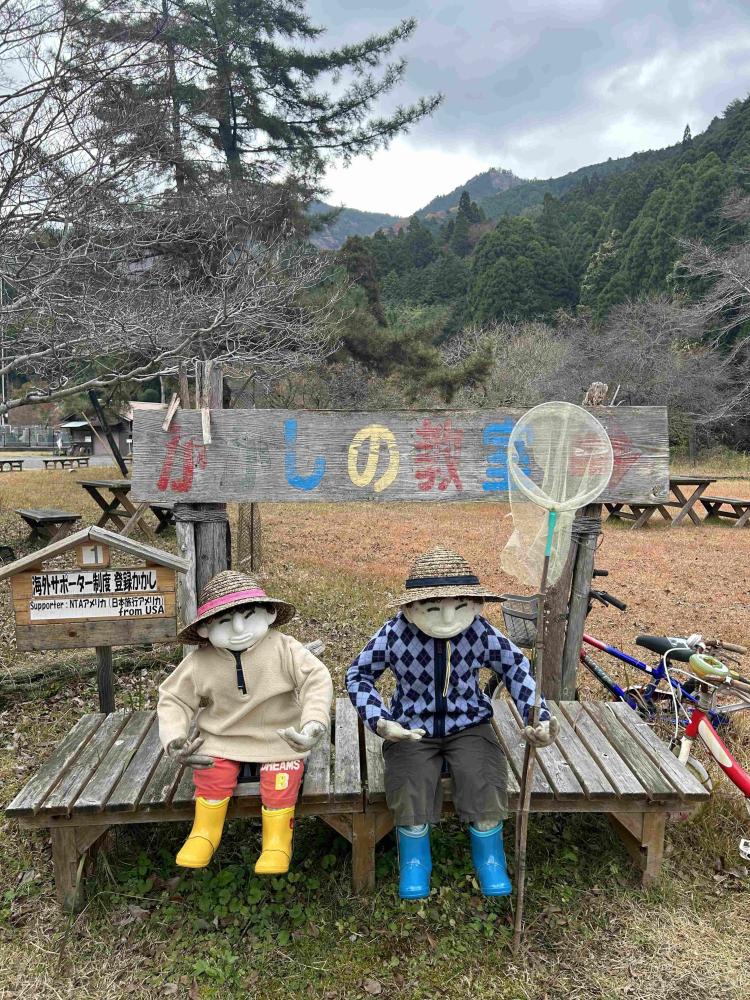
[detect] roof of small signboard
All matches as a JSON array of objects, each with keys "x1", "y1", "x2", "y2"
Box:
[{"x1": 0, "y1": 526, "x2": 189, "y2": 581}]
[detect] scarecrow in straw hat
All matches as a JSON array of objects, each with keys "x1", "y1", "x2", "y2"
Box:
[
  {"x1": 346, "y1": 546, "x2": 558, "y2": 900},
  {"x1": 157, "y1": 570, "x2": 333, "y2": 875}
]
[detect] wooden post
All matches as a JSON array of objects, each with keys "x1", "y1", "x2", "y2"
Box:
[
  {"x1": 560, "y1": 502, "x2": 603, "y2": 699},
  {"x1": 95, "y1": 646, "x2": 115, "y2": 713},
  {"x1": 540, "y1": 543, "x2": 577, "y2": 701},
  {"x1": 192, "y1": 361, "x2": 230, "y2": 592},
  {"x1": 175, "y1": 507, "x2": 198, "y2": 657},
  {"x1": 88, "y1": 390, "x2": 129, "y2": 477}
]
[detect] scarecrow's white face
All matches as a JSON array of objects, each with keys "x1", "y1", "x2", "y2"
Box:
[
  {"x1": 402, "y1": 596, "x2": 483, "y2": 639},
  {"x1": 197, "y1": 605, "x2": 277, "y2": 651}
]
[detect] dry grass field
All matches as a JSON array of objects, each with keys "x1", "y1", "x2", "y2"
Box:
[{"x1": 0, "y1": 463, "x2": 749, "y2": 1000}]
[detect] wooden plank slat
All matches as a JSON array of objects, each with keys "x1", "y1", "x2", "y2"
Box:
[
  {"x1": 171, "y1": 764, "x2": 197, "y2": 808},
  {"x1": 302, "y1": 724, "x2": 331, "y2": 798},
  {"x1": 5, "y1": 714, "x2": 105, "y2": 817},
  {"x1": 14, "y1": 616, "x2": 178, "y2": 652},
  {"x1": 608, "y1": 703, "x2": 709, "y2": 800},
  {"x1": 74, "y1": 712, "x2": 155, "y2": 814},
  {"x1": 583, "y1": 703, "x2": 677, "y2": 800},
  {"x1": 139, "y1": 749, "x2": 183, "y2": 808},
  {"x1": 546, "y1": 701, "x2": 614, "y2": 799},
  {"x1": 333, "y1": 697, "x2": 361, "y2": 797},
  {"x1": 506, "y1": 700, "x2": 583, "y2": 798},
  {"x1": 132, "y1": 406, "x2": 669, "y2": 505},
  {"x1": 106, "y1": 717, "x2": 164, "y2": 812},
  {"x1": 492, "y1": 701, "x2": 552, "y2": 798},
  {"x1": 559, "y1": 703, "x2": 646, "y2": 799},
  {"x1": 363, "y1": 724, "x2": 385, "y2": 799},
  {"x1": 40, "y1": 713, "x2": 131, "y2": 815}
]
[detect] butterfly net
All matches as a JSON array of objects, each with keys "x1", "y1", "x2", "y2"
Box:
[{"x1": 501, "y1": 402, "x2": 614, "y2": 588}]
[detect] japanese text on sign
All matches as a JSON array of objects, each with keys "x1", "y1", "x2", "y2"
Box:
[{"x1": 30, "y1": 570, "x2": 158, "y2": 598}]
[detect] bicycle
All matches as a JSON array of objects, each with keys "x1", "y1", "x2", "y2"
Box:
[{"x1": 579, "y1": 569, "x2": 750, "y2": 734}]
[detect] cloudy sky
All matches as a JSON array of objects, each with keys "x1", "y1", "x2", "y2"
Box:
[{"x1": 307, "y1": 0, "x2": 750, "y2": 216}]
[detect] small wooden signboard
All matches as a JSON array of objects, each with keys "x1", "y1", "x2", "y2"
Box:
[{"x1": 0, "y1": 526, "x2": 188, "y2": 652}]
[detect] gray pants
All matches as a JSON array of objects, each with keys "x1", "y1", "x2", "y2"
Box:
[{"x1": 383, "y1": 723, "x2": 509, "y2": 827}]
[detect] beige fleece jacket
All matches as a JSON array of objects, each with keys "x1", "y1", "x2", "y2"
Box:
[{"x1": 157, "y1": 630, "x2": 333, "y2": 763}]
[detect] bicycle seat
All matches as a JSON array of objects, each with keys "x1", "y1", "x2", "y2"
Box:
[{"x1": 635, "y1": 635, "x2": 694, "y2": 663}]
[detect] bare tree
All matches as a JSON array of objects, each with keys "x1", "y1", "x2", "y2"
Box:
[
  {"x1": 1, "y1": 185, "x2": 341, "y2": 415},
  {"x1": 0, "y1": 4, "x2": 341, "y2": 416}
]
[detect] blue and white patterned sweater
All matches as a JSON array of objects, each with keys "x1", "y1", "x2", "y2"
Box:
[{"x1": 346, "y1": 613, "x2": 549, "y2": 738}]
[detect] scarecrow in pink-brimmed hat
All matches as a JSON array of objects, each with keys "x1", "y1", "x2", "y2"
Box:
[{"x1": 157, "y1": 571, "x2": 333, "y2": 875}]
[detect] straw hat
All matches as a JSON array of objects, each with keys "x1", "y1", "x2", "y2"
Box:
[
  {"x1": 387, "y1": 546, "x2": 501, "y2": 608},
  {"x1": 178, "y1": 570, "x2": 296, "y2": 644}
]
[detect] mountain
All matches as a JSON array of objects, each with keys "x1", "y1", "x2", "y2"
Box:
[
  {"x1": 346, "y1": 93, "x2": 750, "y2": 327},
  {"x1": 417, "y1": 167, "x2": 525, "y2": 218},
  {"x1": 308, "y1": 202, "x2": 401, "y2": 250}
]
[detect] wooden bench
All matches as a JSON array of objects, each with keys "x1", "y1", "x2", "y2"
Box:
[
  {"x1": 605, "y1": 501, "x2": 670, "y2": 530},
  {"x1": 15, "y1": 508, "x2": 82, "y2": 542},
  {"x1": 43, "y1": 457, "x2": 90, "y2": 470},
  {"x1": 698, "y1": 495, "x2": 750, "y2": 529},
  {"x1": 360, "y1": 699, "x2": 709, "y2": 887},
  {"x1": 0, "y1": 458, "x2": 24, "y2": 472},
  {"x1": 5, "y1": 698, "x2": 366, "y2": 911}
]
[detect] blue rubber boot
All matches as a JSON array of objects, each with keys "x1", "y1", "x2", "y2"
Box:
[
  {"x1": 396, "y1": 825, "x2": 431, "y2": 899},
  {"x1": 469, "y1": 823, "x2": 512, "y2": 896}
]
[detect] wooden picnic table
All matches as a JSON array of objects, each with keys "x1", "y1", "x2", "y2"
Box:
[
  {"x1": 77, "y1": 479, "x2": 174, "y2": 541},
  {"x1": 15, "y1": 508, "x2": 82, "y2": 543},
  {"x1": 606, "y1": 474, "x2": 731, "y2": 529},
  {"x1": 0, "y1": 458, "x2": 24, "y2": 472}
]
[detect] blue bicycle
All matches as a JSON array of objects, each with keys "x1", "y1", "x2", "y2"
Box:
[{"x1": 579, "y1": 571, "x2": 749, "y2": 735}]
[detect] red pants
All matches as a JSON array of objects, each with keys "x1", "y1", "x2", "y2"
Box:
[{"x1": 193, "y1": 757, "x2": 304, "y2": 809}]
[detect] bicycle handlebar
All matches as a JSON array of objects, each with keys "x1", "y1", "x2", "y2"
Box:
[
  {"x1": 590, "y1": 589, "x2": 628, "y2": 612},
  {"x1": 592, "y1": 568, "x2": 609, "y2": 578},
  {"x1": 706, "y1": 638, "x2": 748, "y2": 655}
]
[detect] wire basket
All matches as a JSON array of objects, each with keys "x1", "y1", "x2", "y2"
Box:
[{"x1": 500, "y1": 594, "x2": 539, "y2": 649}]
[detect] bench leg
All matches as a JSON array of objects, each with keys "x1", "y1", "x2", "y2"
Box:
[
  {"x1": 351, "y1": 813, "x2": 377, "y2": 893},
  {"x1": 608, "y1": 811, "x2": 666, "y2": 886},
  {"x1": 50, "y1": 828, "x2": 84, "y2": 912}
]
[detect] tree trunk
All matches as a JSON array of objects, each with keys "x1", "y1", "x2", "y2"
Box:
[{"x1": 560, "y1": 503, "x2": 603, "y2": 699}]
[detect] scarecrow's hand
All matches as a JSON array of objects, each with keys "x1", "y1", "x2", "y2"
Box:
[
  {"x1": 376, "y1": 719, "x2": 426, "y2": 742},
  {"x1": 277, "y1": 721, "x2": 326, "y2": 753},
  {"x1": 166, "y1": 736, "x2": 214, "y2": 769},
  {"x1": 523, "y1": 716, "x2": 559, "y2": 748}
]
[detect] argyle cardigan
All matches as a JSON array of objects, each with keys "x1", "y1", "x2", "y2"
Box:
[{"x1": 346, "y1": 613, "x2": 550, "y2": 738}]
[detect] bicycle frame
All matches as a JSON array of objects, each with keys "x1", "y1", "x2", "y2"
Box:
[
  {"x1": 678, "y1": 707, "x2": 750, "y2": 798},
  {"x1": 580, "y1": 633, "x2": 730, "y2": 728}
]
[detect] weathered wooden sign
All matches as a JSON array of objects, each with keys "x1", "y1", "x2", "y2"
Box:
[
  {"x1": 0, "y1": 526, "x2": 188, "y2": 651},
  {"x1": 132, "y1": 407, "x2": 669, "y2": 505}
]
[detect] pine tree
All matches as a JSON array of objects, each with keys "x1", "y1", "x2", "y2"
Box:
[
  {"x1": 682, "y1": 123, "x2": 692, "y2": 145},
  {"x1": 76, "y1": 0, "x2": 442, "y2": 190}
]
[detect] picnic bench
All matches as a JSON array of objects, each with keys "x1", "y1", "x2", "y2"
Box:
[
  {"x1": 5, "y1": 698, "x2": 366, "y2": 912},
  {"x1": 698, "y1": 495, "x2": 750, "y2": 529},
  {"x1": 78, "y1": 479, "x2": 174, "y2": 541},
  {"x1": 43, "y1": 457, "x2": 90, "y2": 471},
  {"x1": 0, "y1": 458, "x2": 24, "y2": 472},
  {"x1": 605, "y1": 475, "x2": 729, "y2": 529},
  {"x1": 15, "y1": 508, "x2": 82, "y2": 543},
  {"x1": 6, "y1": 694, "x2": 709, "y2": 911},
  {"x1": 362, "y1": 698, "x2": 708, "y2": 888}
]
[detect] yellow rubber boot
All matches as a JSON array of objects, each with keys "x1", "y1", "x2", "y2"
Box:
[
  {"x1": 176, "y1": 796, "x2": 230, "y2": 868},
  {"x1": 254, "y1": 806, "x2": 295, "y2": 875}
]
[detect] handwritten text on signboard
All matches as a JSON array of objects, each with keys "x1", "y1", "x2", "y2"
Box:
[{"x1": 132, "y1": 407, "x2": 669, "y2": 505}]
